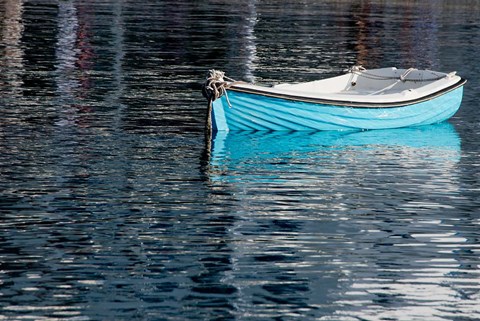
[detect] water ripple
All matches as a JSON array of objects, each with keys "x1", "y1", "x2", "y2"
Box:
[{"x1": 1, "y1": 0, "x2": 480, "y2": 320}]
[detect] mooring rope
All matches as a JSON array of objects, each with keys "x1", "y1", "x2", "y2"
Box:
[
  {"x1": 202, "y1": 69, "x2": 240, "y2": 135},
  {"x1": 348, "y1": 65, "x2": 447, "y2": 82},
  {"x1": 201, "y1": 69, "x2": 237, "y2": 107}
]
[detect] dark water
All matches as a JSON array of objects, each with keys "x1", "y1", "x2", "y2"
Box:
[{"x1": 1, "y1": 1, "x2": 480, "y2": 320}]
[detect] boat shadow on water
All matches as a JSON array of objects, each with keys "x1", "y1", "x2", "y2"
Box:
[{"x1": 206, "y1": 122, "x2": 461, "y2": 183}]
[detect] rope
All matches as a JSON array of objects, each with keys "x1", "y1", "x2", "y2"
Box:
[
  {"x1": 348, "y1": 65, "x2": 447, "y2": 82},
  {"x1": 201, "y1": 69, "x2": 236, "y2": 107},
  {"x1": 202, "y1": 69, "x2": 239, "y2": 134},
  {"x1": 400, "y1": 68, "x2": 415, "y2": 82}
]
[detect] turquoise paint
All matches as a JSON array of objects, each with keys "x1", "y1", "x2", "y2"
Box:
[{"x1": 211, "y1": 86, "x2": 464, "y2": 131}]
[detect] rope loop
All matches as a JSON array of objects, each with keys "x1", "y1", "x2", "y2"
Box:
[
  {"x1": 202, "y1": 69, "x2": 236, "y2": 104},
  {"x1": 400, "y1": 68, "x2": 416, "y2": 82}
]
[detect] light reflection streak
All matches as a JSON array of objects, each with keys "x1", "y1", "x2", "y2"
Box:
[
  {"x1": 226, "y1": 0, "x2": 257, "y2": 82},
  {"x1": 243, "y1": 0, "x2": 258, "y2": 82},
  {"x1": 0, "y1": 0, "x2": 24, "y2": 94},
  {"x1": 107, "y1": 0, "x2": 126, "y2": 129},
  {"x1": 54, "y1": 0, "x2": 80, "y2": 126},
  {"x1": 325, "y1": 224, "x2": 480, "y2": 320}
]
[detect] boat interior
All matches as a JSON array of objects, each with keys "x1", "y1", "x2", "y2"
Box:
[{"x1": 232, "y1": 67, "x2": 462, "y2": 103}]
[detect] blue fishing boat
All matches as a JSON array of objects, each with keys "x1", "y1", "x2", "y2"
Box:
[{"x1": 202, "y1": 67, "x2": 466, "y2": 131}]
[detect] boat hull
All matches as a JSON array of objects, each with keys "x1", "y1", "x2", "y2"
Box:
[{"x1": 211, "y1": 85, "x2": 464, "y2": 131}]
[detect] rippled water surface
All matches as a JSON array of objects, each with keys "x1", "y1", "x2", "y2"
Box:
[{"x1": 1, "y1": 1, "x2": 480, "y2": 320}]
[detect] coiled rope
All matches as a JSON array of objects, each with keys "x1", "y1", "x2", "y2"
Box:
[
  {"x1": 348, "y1": 65, "x2": 448, "y2": 82},
  {"x1": 202, "y1": 69, "x2": 238, "y2": 134},
  {"x1": 202, "y1": 69, "x2": 237, "y2": 106}
]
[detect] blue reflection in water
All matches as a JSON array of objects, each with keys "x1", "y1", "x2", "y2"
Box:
[
  {"x1": 210, "y1": 123, "x2": 461, "y2": 180},
  {"x1": 206, "y1": 123, "x2": 480, "y2": 320}
]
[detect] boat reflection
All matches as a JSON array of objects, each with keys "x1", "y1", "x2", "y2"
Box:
[
  {"x1": 209, "y1": 122, "x2": 461, "y2": 178},
  {"x1": 206, "y1": 123, "x2": 467, "y2": 320}
]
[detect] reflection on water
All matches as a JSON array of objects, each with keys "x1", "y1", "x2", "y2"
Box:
[
  {"x1": 209, "y1": 124, "x2": 461, "y2": 195},
  {"x1": 1, "y1": 0, "x2": 480, "y2": 320},
  {"x1": 0, "y1": 0, "x2": 23, "y2": 95},
  {"x1": 348, "y1": 1, "x2": 441, "y2": 68},
  {"x1": 209, "y1": 123, "x2": 463, "y2": 224},
  {"x1": 208, "y1": 124, "x2": 479, "y2": 320},
  {"x1": 211, "y1": 123, "x2": 460, "y2": 163}
]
